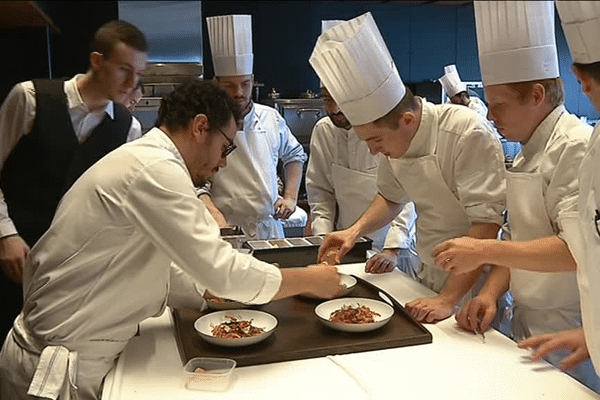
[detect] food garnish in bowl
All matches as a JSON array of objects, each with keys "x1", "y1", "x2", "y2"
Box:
[
  {"x1": 329, "y1": 304, "x2": 381, "y2": 324},
  {"x1": 211, "y1": 315, "x2": 265, "y2": 339}
]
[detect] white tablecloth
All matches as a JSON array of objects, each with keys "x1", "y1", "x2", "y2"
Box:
[{"x1": 102, "y1": 264, "x2": 599, "y2": 400}]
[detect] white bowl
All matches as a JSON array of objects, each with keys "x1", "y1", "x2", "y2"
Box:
[
  {"x1": 300, "y1": 274, "x2": 357, "y2": 300},
  {"x1": 315, "y1": 297, "x2": 394, "y2": 333},
  {"x1": 194, "y1": 310, "x2": 277, "y2": 347}
]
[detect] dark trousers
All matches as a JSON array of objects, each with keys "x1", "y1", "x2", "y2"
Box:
[{"x1": 0, "y1": 273, "x2": 22, "y2": 342}]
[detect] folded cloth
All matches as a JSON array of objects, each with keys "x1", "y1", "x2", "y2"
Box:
[{"x1": 27, "y1": 346, "x2": 78, "y2": 400}]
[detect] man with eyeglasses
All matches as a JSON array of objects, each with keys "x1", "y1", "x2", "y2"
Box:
[
  {"x1": 0, "y1": 20, "x2": 147, "y2": 340},
  {"x1": 198, "y1": 14, "x2": 307, "y2": 240},
  {"x1": 0, "y1": 79, "x2": 343, "y2": 400}
]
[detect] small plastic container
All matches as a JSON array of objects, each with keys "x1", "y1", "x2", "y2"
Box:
[{"x1": 183, "y1": 357, "x2": 236, "y2": 391}]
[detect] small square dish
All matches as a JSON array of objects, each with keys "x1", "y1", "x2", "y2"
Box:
[{"x1": 183, "y1": 357, "x2": 236, "y2": 391}]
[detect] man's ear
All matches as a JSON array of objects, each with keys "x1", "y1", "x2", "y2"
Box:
[
  {"x1": 400, "y1": 111, "x2": 416, "y2": 129},
  {"x1": 90, "y1": 52, "x2": 103, "y2": 70},
  {"x1": 192, "y1": 113, "x2": 209, "y2": 140},
  {"x1": 532, "y1": 83, "x2": 546, "y2": 106}
]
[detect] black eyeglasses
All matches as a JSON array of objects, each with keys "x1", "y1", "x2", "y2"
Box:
[{"x1": 218, "y1": 128, "x2": 236, "y2": 158}]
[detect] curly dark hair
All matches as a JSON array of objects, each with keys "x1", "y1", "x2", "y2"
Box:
[
  {"x1": 156, "y1": 78, "x2": 239, "y2": 132},
  {"x1": 93, "y1": 20, "x2": 148, "y2": 59}
]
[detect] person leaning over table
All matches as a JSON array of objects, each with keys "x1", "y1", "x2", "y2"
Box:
[
  {"x1": 433, "y1": 0, "x2": 599, "y2": 391},
  {"x1": 439, "y1": 64, "x2": 488, "y2": 119},
  {"x1": 197, "y1": 14, "x2": 307, "y2": 240},
  {"x1": 309, "y1": 12, "x2": 506, "y2": 324},
  {"x1": 306, "y1": 84, "x2": 420, "y2": 277},
  {"x1": 0, "y1": 20, "x2": 147, "y2": 340},
  {"x1": 0, "y1": 79, "x2": 343, "y2": 400}
]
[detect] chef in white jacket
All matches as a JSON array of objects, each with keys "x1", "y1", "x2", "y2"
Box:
[
  {"x1": 0, "y1": 80, "x2": 342, "y2": 400},
  {"x1": 310, "y1": 12, "x2": 506, "y2": 323},
  {"x1": 508, "y1": 0, "x2": 600, "y2": 389},
  {"x1": 434, "y1": 1, "x2": 598, "y2": 390},
  {"x1": 439, "y1": 64, "x2": 488, "y2": 118},
  {"x1": 306, "y1": 20, "x2": 419, "y2": 276},
  {"x1": 198, "y1": 14, "x2": 307, "y2": 240}
]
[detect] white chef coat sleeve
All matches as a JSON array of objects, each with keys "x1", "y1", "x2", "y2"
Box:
[
  {"x1": 126, "y1": 116, "x2": 143, "y2": 142},
  {"x1": 0, "y1": 81, "x2": 36, "y2": 238},
  {"x1": 276, "y1": 111, "x2": 308, "y2": 166},
  {"x1": 549, "y1": 131, "x2": 589, "y2": 239},
  {"x1": 306, "y1": 118, "x2": 337, "y2": 234},
  {"x1": 123, "y1": 158, "x2": 282, "y2": 304},
  {"x1": 195, "y1": 181, "x2": 212, "y2": 197},
  {"x1": 454, "y1": 123, "x2": 506, "y2": 226},
  {"x1": 383, "y1": 201, "x2": 417, "y2": 249}
]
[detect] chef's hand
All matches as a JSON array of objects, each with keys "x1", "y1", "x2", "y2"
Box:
[
  {"x1": 455, "y1": 295, "x2": 496, "y2": 334},
  {"x1": 0, "y1": 235, "x2": 29, "y2": 283},
  {"x1": 405, "y1": 295, "x2": 456, "y2": 323},
  {"x1": 274, "y1": 197, "x2": 296, "y2": 220},
  {"x1": 433, "y1": 236, "x2": 487, "y2": 275},
  {"x1": 517, "y1": 328, "x2": 590, "y2": 371},
  {"x1": 303, "y1": 263, "x2": 344, "y2": 299},
  {"x1": 318, "y1": 229, "x2": 358, "y2": 265},
  {"x1": 365, "y1": 249, "x2": 398, "y2": 274}
]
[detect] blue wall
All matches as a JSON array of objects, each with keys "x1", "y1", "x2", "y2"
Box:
[{"x1": 202, "y1": 1, "x2": 598, "y2": 121}]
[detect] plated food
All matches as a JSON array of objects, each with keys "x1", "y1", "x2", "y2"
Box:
[
  {"x1": 194, "y1": 310, "x2": 278, "y2": 347},
  {"x1": 315, "y1": 297, "x2": 394, "y2": 333}
]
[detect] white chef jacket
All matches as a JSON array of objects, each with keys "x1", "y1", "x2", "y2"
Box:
[
  {"x1": 575, "y1": 122, "x2": 600, "y2": 376},
  {"x1": 0, "y1": 74, "x2": 142, "y2": 239},
  {"x1": 0, "y1": 127, "x2": 281, "y2": 399},
  {"x1": 305, "y1": 116, "x2": 417, "y2": 251},
  {"x1": 377, "y1": 99, "x2": 505, "y2": 289},
  {"x1": 198, "y1": 103, "x2": 307, "y2": 239}
]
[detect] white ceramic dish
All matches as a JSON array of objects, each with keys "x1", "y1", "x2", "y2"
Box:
[
  {"x1": 300, "y1": 274, "x2": 357, "y2": 300},
  {"x1": 194, "y1": 310, "x2": 277, "y2": 347},
  {"x1": 315, "y1": 297, "x2": 394, "y2": 333}
]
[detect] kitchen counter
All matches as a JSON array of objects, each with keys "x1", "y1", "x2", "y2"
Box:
[{"x1": 102, "y1": 263, "x2": 599, "y2": 399}]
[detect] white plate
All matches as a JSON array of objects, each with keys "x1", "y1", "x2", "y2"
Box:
[
  {"x1": 300, "y1": 274, "x2": 357, "y2": 300},
  {"x1": 194, "y1": 310, "x2": 277, "y2": 347},
  {"x1": 315, "y1": 297, "x2": 394, "y2": 333}
]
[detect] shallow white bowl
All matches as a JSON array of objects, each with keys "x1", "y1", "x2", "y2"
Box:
[
  {"x1": 194, "y1": 310, "x2": 277, "y2": 347},
  {"x1": 315, "y1": 297, "x2": 394, "y2": 333}
]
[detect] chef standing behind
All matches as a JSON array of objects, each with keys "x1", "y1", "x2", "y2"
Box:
[
  {"x1": 433, "y1": 1, "x2": 598, "y2": 390},
  {"x1": 310, "y1": 13, "x2": 506, "y2": 323},
  {"x1": 198, "y1": 14, "x2": 307, "y2": 240},
  {"x1": 439, "y1": 64, "x2": 488, "y2": 118}
]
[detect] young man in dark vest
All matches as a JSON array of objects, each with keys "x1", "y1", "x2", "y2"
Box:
[{"x1": 0, "y1": 20, "x2": 148, "y2": 339}]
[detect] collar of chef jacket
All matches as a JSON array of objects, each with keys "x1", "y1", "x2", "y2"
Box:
[{"x1": 511, "y1": 105, "x2": 565, "y2": 172}]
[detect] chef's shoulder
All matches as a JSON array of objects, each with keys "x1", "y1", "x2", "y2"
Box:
[
  {"x1": 554, "y1": 109, "x2": 593, "y2": 144},
  {"x1": 437, "y1": 102, "x2": 496, "y2": 139}
]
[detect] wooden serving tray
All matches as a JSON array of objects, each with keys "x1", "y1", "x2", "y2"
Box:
[{"x1": 172, "y1": 276, "x2": 432, "y2": 367}]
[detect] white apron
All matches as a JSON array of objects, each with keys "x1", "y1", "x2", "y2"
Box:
[
  {"x1": 332, "y1": 164, "x2": 389, "y2": 251},
  {"x1": 210, "y1": 127, "x2": 284, "y2": 240},
  {"x1": 506, "y1": 171, "x2": 581, "y2": 341},
  {"x1": 393, "y1": 154, "x2": 471, "y2": 292}
]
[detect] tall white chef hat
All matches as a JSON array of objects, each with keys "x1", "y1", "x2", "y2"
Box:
[
  {"x1": 206, "y1": 14, "x2": 253, "y2": 77},
  {"x1": 556, "y1": 1, "x2": 600, "y2": 64},
  {"x1": 474, "y1": 1, "x2": 559, "y2": 86},
  {"x1": 309, "y1": 12, "x2": 405, "y2": 126},
  {"x1": 438, "y1": 64, "x2": 467, "y2": 97}
]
